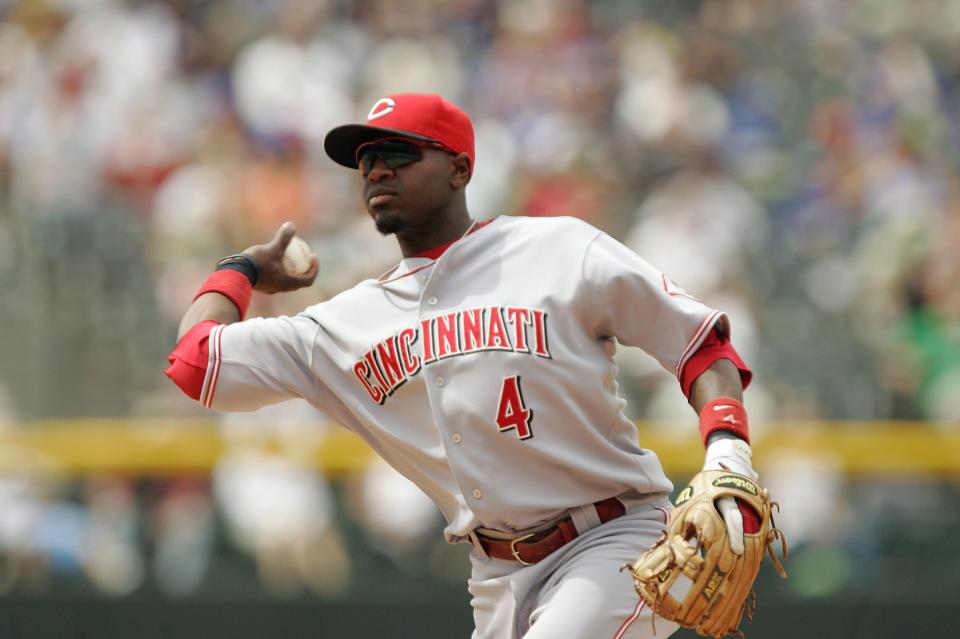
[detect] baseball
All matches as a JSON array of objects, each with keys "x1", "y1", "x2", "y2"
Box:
[{"x1": 282, "y1": 235, "x2": 313, "y2": 274}]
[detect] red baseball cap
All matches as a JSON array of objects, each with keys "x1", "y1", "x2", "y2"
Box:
[{"x1": 324, "y1": 93, "x2": 475, "y2": 171}]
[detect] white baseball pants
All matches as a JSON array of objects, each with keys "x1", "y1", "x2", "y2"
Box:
[{"x1": 468, "y1": 495, "x2": 680, "y2": 639}]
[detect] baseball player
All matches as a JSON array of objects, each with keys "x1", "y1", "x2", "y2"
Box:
[{"x1": 166, "y1": 93, "x2": 757, "y2": 638}]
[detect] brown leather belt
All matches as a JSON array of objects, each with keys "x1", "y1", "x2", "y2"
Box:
[{"x1": 476, "y1": 497, "x2": 626, "y2": 566}]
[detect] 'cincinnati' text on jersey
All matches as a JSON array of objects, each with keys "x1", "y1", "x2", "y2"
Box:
[{"x1": 352, "y1": 306, "x2": 551, "y2": 404}]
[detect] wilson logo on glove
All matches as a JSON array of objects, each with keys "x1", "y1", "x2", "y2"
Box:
[
  {"x1": 675, "y1": 485, "x2": 694, "y2": 506},
  {"x1": 712, "y1": 474, "x2": 759, "y2": 496}
]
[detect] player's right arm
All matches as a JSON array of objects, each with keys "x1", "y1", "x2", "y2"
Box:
[{"x1": 166, "y1": 222, "x2": 320, "y2": 409}]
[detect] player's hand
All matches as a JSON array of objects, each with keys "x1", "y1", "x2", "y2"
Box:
[
  {"x1": 243, "y1": 222, "x2": 319, "y2": 294},
  {"x1": 701, "y1": 436, "x2": 759, "y2": 555}
]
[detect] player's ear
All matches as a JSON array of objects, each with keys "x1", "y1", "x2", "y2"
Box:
[{"x1": 450, "y1": 153, "x2": 472, "y2": 188}]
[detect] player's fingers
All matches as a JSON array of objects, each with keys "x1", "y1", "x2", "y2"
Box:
[
  {"x1": 717, "y1": 496, "x2": 744, "y2": 555},
  {"x1": 272, "y1": 221, "x2": 297, "y2": 252},
  {"x1": 287, "y1": 256, "x2": 319, "y2": 287}
]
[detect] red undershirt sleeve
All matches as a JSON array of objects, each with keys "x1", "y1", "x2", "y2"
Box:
[
  {"x1": 679, "y1": 328, "x2": 753, "y2": 399},
  {"x1": 164, "y1": 320, "x2": 220, "y2": 401}
]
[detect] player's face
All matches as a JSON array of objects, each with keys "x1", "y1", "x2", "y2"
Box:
[{"x1": 358, "y1": 139, "x2": 458, "y2": 236}]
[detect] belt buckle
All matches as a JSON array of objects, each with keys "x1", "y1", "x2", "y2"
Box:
[{"x1": 509, "y1": 533, "x2": 536, "y2": 566}]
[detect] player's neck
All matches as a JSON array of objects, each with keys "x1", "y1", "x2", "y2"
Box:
[{"x1": 396, "y1": 204, "x2": 474, "y2": 259}]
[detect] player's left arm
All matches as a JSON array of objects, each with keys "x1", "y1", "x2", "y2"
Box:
[
  {"x1": 687, "y1": 344, "x2": 760, "y2": 555},
  {"x1": 625, "y1": 341, "x2": 787, "y2": 636},
  {"x1": 689, "y1": 357, "x2": 743, "y2": 414},
  {"x1": 579, "y1": 230, "x2": 760, "y2": 551}
]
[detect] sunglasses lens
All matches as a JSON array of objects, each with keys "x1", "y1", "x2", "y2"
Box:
[{"x1": 358, "y1": 140, "x2": 424, "y2": 173}]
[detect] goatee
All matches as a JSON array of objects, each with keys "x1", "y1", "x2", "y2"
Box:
[{"x1": 374, "y1": 213, "x2": 406, "y2": 235}]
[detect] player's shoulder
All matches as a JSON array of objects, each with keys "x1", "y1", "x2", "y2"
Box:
[
  {"x1": 291, "y1": 278, "x2": 376, "y2": 322},
  {"x1": 492, "y1": 215, "x2": 603, "y2": 246}
]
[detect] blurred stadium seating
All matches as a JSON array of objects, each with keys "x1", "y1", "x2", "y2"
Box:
[{"x1": 0, "y1": 0, "x2": 957, "y2": 637}]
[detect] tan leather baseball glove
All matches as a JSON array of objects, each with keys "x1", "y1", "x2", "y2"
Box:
[{"x1": 623, "y1": 470, "x2": 787, "y2": 638}]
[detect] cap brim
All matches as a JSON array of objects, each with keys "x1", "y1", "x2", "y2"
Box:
[{"x1": 323, "y1": 124, "x2": 437, "y2": 169}]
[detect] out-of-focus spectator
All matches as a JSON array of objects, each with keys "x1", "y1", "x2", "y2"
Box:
[
  {"x1": 149, "y1": 477, "x2": 214, "y2": 597},
  {"x1": 213, "y1": 400, "x2": 350, "y2": 598},
  {"x1": 351, "y1": 457, "x2": 444, "y2": 566},
  {"x1": 83, "y1": 476, "x2": 145, "y2": 596}
]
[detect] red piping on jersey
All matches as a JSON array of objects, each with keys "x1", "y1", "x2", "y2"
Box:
[
  {"x1": 656, "y1": 506, "x2": 670, "y2": 525},
  {"x1": 203, "y1": 324, "x2": 225, "y2": 407},
  {"x1": 376, "y1": 218, "x2": 496, "y2": 284},
  {"x1": 165, "y1": 320, "x2": 219, "y2": 401},
  {"x1": 679, "y1": 328, "x2": 752, "y2": 399},
  {"x1": 675, "y1": 309, "x2": 722, "y2": 378},
  {"x1": 378, "y1": 261, "x2": 436, "y2": 285},
  {"x1": 612, "y1": 599, "x2": 646, "y2": 639}
]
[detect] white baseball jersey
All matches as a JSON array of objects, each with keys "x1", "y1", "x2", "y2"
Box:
[{"x1": 199, "y1": 215, "x2": 728, "y2": 543}]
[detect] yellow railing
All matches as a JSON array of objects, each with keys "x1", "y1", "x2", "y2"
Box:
[{"x1": 0, "y1": 419, "x2": 958, "y2": 476}]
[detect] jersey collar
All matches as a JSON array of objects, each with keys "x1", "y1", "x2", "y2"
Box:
[
  {"x1": 412, "y1": 218, "x2": 495, "y2": 261},
  {"x1": 376, "y1": 217, "x2": 497, "y2": 284}
]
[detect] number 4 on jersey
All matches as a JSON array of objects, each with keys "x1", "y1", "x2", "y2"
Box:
[{"x1": 496, "y1": 375, "x2": 533, "y2": 440}]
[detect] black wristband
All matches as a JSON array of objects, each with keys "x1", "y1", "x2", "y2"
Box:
[{"x1": 216, "y1": 254, "x2": 259, "y2": 287}]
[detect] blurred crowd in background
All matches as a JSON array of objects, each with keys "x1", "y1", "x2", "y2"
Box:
[
  {"x1": 0, "y1": 433, "x2": 473, "y2": 601},
  {"x1": 2, "y1": 0, "x2": 960, "y2": 423},
  {"x1": 0, "y1": 0, "x2": 958, "y2": 608}
]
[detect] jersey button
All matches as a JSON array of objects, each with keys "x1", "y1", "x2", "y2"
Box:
[
  {"x1": 427, "y1": 296, "x2": 438, "y2": 305},
  {"x1": 472, "y1": 488, "x2": 483, "y2": 499},
  {"x1": 451, "y1": 433, "x2": 462, "y2": 444},
  {"x1": 435, "y1": 377, "x2": 444, "y2": 386}
]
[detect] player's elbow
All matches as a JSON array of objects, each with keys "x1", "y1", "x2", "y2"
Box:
[
  {"x1": 164, "y1": 320, "x2": 218, "y2": 402},
  {"x1": 164, "y1": 354, "x2": 205, "y2": 401}
]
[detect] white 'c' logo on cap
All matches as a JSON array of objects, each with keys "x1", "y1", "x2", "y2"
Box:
[{"x1": 367, "y1": 98, "x2": 396, "y2": 121}]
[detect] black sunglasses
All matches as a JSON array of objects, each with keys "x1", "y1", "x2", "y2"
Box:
[{"x1": 356, "y1": 137, "x2": 451, "y2": 175}]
